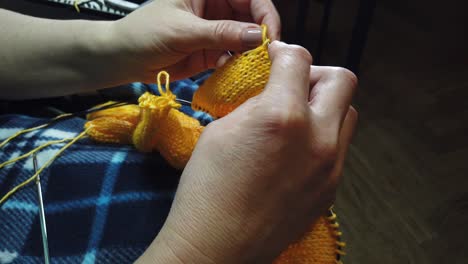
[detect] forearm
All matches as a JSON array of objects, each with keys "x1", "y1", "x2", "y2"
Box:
[{"x1": 0, "y1": 9, "x2": 132, "y2": 100}]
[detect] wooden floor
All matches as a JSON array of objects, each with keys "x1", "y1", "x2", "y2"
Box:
[{"x1": 275, "y1": 0, "x2": 468, "y2": 263}]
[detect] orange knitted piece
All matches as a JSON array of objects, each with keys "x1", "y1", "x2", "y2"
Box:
[
  {"x1": 86, "y1": 103, "x2": 203, "y2": 169},
  {"x1": 274, "y1": 213, "x2": 345, "y2": 264},
  {"x1": 85, "y1": 27, "x2": 345, "y2": 263},
  {"x1": 85, "y1": 104, "x2": 140, "y2": 144},
  {"x1": 151, "y1": 107, "x2": 204, "y2": 169},
  {"x1": 86, "y1": 72, "x2": 204, "y2": 169}
]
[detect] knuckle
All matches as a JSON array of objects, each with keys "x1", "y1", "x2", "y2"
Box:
[
  {"x1": 272, "y1": 43, "x2": 313, "y2": 66},
  {"x1": 289, "y1": 45, "x2": 313, "y2": 63},
  {"x1": 263, "y1": 104, "x2": 309, "y2": 134},
  {"x1": 285, "y1": 45, "x2": 313, "y2": 65},
  {"x1": 332, "y1": 67, "x2": 359, "y2": 89},
  {"x1": 349, "y1": 106, "x2": 358, "y2": 121},
  {"x1": 212, "y1": 21, "x2": 229, "y2": 43}
]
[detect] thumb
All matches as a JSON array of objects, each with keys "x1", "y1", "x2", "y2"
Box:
[{"x1": 193, "y1": 19, "x2": 264, "y2": 51}]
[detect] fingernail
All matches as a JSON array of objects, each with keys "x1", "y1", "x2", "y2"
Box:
[{"x1": 242, "y1": 27, "x2": 262, "y2": 48}]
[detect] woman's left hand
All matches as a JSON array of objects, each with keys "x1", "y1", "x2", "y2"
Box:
[{"x1": 110, "y1": 0, "x2": 280, "y2": 82}]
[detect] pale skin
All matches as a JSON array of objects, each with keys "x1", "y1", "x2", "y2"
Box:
[{"x1": 0, "y1": 0, "x2": 358, "y2": 263}]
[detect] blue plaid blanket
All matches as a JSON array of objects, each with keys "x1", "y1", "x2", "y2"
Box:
[{"x1": 0, "y1": 75, "x2": 213, "y2": 264}]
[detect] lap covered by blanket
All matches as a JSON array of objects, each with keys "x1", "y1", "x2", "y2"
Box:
[{"x1": 0, "y1": 75, "x2": 213, "y2": 264}]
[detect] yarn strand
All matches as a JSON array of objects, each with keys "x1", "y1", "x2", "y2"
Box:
[
  {"x1": 0, "y1": 113, "x2": 72, "y2": 149},
  {"x1": 0, "y1": 138, "x2": 73, "y2": 169},
  {"x1": 0, "y1": 129, "x2": 89, "y2": 205},
  {"x1": 0, "y1": 101, "x2": 127, "y2": 150}
]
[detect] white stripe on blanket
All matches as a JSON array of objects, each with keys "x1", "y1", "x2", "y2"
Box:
[{"x1": 0, "y1": 128, "x2": 77, "y2": 141}]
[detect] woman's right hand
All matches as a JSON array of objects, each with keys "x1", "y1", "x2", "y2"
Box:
[{"x1": 137, "y1": 41, "x2": 358, "y2": 264}]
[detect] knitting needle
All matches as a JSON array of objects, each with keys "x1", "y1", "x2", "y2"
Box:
[
  {"x1": 33, "y1": 154, "x2": 50, "y2": 264},
  {"x1": 175, "y1": 98, "x2": 192, "y2": 106}
]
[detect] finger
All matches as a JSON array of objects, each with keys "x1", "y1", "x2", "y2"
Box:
[
  {"x1": 228, "y1": 0, "x2": 281, "y2": 40},
  {"x1": 233, "y1": 12, "x2": 254, "y2": 24},
  {"x1": 262, "y1": 41, "x2": 312, "y2": 103},
  {"x1": 308, "y1": 66, "x2": 358, "y2": 128},
  {"x1": 329, "y1": 107, "x2": 358, "y2": 183},
  {"x1": 197, "y1": 19, "x2": 264, "y2": 51},
  {"x1": 202, "y1": 0, "x2": 234, "y2": 20}
]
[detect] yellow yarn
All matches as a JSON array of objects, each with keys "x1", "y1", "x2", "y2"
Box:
[
  {"x1": 0, "y1": 138, "x2": 73, "y2": 170},
  {"x1": 0, "y1": 129, "x2": 89, "y2": 205},
  {"x1": 73, "y1": 0, "x2": 90, "y2": 12},
  {"x1": 0, "y1": 113, "x2": 72, "y2": 149},
  {"x1": 0, "y1": 101, "x2": 130, "y2": 205},
  {"x1": 85, "y1": 26, "x2": 345, "y2": 263}
]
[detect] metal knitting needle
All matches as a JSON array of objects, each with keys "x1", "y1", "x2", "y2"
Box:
[
  {"x1": 33, "y1": 154, "x2": 50, "y2": 264},
  {"x1": 175, "y1": 98, "x2": 192, "y2": 106}
]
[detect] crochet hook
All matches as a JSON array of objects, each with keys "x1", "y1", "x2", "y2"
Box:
[{"x1": 33, "y1": 154, "x2": 51, "y2": 264}]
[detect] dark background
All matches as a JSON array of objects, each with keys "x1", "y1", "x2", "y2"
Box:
[{"x1": 1, "y1": 0, "x2": 468, "y2": 263}]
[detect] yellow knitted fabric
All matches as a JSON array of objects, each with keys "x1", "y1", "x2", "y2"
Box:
[
  {"x1": 85, "y1": 104, "x2": 140, "y2": 144},
  {"x1": 85, "y1": 28, "x2": 344, "y2": 263},
  {"x1": 192, "y1": 26, "x2": 271, "y2": 118},
  {"x1": 274, "y1": 212, "x2": 345, "y2": 264},
  {"x1": 86, "y1": 72, "x2": 204, "y2": 169}
]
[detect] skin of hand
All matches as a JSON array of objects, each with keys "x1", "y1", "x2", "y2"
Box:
[
  {"x1": 0, "y1": 0, "x2": 279, "y2": 99},
  {"x1": 111, "y1": 0, "x2": 281, "y2": 82},
  {"x1": 136, "y1": 41, "x2": 358, "y2": 264}
]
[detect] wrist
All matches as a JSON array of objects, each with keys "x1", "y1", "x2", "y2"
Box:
[
  {"x1": 136, "y1": 226, "x2": 217, "y2": 264},
  {"x1": 145, "y1": 209, "x2": 278, "y2": 264},
  {"x1": 73, "y1": 20, "x2": 141, "y2": 87}
]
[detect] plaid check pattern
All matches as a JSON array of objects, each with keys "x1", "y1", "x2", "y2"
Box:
[{"x1": 0, "y1": 75, "x2": 213, "y2": 263}]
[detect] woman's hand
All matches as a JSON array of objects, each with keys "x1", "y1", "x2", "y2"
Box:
[
  {"x1": 137, "y1": 42, "x2": 358, "y2": 264},
  {"x1": 0, "y1": 1, "x2": 279, "y2": 99},
  {"x1": 111, "y1": 0, "x2": 281, "y2": 82}
]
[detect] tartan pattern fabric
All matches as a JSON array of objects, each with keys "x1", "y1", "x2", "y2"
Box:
[{"x1": 0, "y1": 77, "x2": 212, "y2": 264}]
